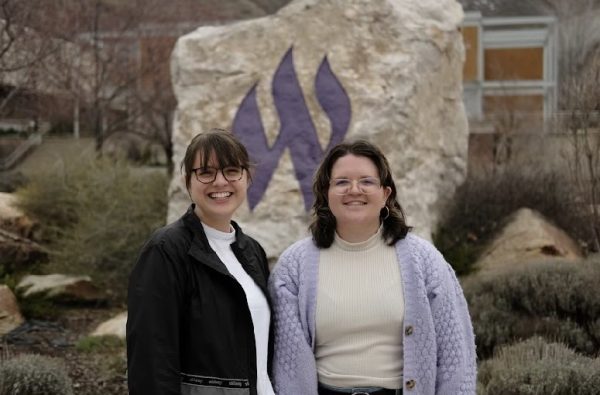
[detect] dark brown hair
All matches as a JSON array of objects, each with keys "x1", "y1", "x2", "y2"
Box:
[
  {"x1": 181, "y1": 128, "x2": 252, "y2": 189},
  {"x1": 309, "y1": 139, "x2": 410, "y2": 248}
]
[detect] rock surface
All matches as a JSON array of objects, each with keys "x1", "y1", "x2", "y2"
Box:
[
  {"x1": 475, "y1": 208, "x2": 583, "y2": 272},
  {"x1": 169, "y1": 0, "x2": 468, "y2": 258},
  {"x1": 0, "y1": 228, "x2": 47, "y2": 273},
  {"x1": 0, "y1": 192, "x2": 45, "y2": 272},
  {"x1": 90, "y1": 311, "x2": 127, "y2": 339},
  {"x1": 0, "y1": 192, "x2": 21, "y2": 218},
  {"x1": 17, "y1": 274, "x2": 105, "y2": 304},
  {"x1": 0, "y1": 192, "x2": 37, "y2": 239},
  {"x1": 0, "y1": 284, "x2": 24, "y2": 336}
]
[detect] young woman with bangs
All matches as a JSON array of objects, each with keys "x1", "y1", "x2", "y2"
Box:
[{"x1": 127, "y1": 129, "x2": 275, "y2": 395}]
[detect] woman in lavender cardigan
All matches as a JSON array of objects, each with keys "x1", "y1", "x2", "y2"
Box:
[{"x1": 268, "y1": 140, "x2": 476, "y2": 395}]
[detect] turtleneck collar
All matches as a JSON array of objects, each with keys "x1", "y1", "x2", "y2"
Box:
[
  {"x1": 201, "y1": 221, "x2": 236, "y2": 242},
  {"x1": 333, "y1": 225, "x2": 383, "y2": 252}
]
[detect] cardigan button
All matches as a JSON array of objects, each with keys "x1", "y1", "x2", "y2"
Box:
[
  {"x1": 406, "y1": 379, "x2": 416, "y2": 390},
  {"x1": 405, "y1": 325, "x2": 414, "y2": 336}
]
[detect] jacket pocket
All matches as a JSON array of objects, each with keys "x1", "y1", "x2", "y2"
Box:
[{"x1": 181, "y1": 374, "x2": 250, "y2": 395}]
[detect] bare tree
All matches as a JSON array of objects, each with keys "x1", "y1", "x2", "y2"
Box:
[
  {"x1": 0, "y1": 0, "x2": 64, "y2": 122},
  {"x1": 125, "y1": 35, "x2": 176, "y2": 173},
  {"x1": 542, "y1": 0, "x2": 600, "y2": 108},
  {"x1": 43, "y1": 0, "x2": 179, "y2": 167},
  {"x1": 540, "y1": 0, "x2": 600, "y2": 251},
  {"x1": 1, "y1": 0, "x2": 205, "y2": 173},
  {"x1": 0, "y1": 0, "x2": 56, "y2": 73},
  {"x1": 71, "y1": 0, "x2": 146, "y2": 151},
  {"x1": 561, "y1": 50, "x2": 600, "y2": 251}
]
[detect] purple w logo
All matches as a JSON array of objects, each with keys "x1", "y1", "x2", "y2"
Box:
[{"x1": 232, "y1": 47, "x2": 351, "y2": 211}]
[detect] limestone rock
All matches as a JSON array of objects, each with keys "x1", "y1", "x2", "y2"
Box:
[
  {"x1": 0, "y1": 192, "x2": 37, "y2": 239},
  {"x1": 0, "y1": 193, "x2": 45, "y2": 273},
  {"x1": 169, "y1": 0, "x2": 468, "y2": 258},
  {"x1": 0, "y1": 228, "x2": 47, "y2": 273},
  {"x1": 475, "y1": 208, "x2": 583, "y2": 272},
  {"x1": 16, "y1": 274, "x2": 105, "y2": 304},
  {"x1": 0, "y1": 192, "x2": 21, "y2": 219},
  {"x1": 90, "y1": 311, "x2": 127, "y2": 339},
  {"x1": 0, "y1": 284, "x2": 24, "y2": 336}
]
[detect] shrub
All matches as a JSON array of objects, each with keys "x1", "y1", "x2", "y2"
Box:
[
  {"x1": 0, "y1": 354, "x2": 74, "y2": 395},
  {"x1": 15, "y1": 161, "x2": 81, "y2": 241},
  {"x1": 3, "y1": 276, "x2": 57, "y2": 320},
  {"x1": 15, "y1": 157, "x2": 168, "y2": 301},
  {"x1": 478, "y1": 336, "x2": 600, "y2": 395},
  {"x1": 16, "y1": 293, "x2": 59, "y2": 320},
  {"x1": 434, "y1": 170, "x2": 583, "y2": 274},
  {"x1": 464, "y1": 258, "x2": 600, "y2": 359}
]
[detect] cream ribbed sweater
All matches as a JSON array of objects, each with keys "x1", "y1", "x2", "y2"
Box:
[{"x1": 315, "y1": 229, "x2": 405, "y2": 389}]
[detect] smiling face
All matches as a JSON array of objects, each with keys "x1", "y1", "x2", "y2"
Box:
[
  {"x1": 327, "y1": 154, "x2": 391, "y2": 237},
  {"x1": 188, "y1": 151, "x2": 248, "y2": 232}
]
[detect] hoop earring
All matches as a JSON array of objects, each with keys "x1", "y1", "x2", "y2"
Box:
[{"x1": 381, "y1": 206, "x2": 390, "y2": 220}]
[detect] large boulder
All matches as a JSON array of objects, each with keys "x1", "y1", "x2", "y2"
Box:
[
  {"x1": 475, "y1": 208, "x2": 583, "y2": 272},
  {"x1": 0, "y1": 284, "x2": 24, "y2": 336},
  {"x1": 0, "y1": 193, "x2": 45, "y2": 274},
  {"x1": 169, "y1": 0, "x2": 468, "y2": 258},
  {"x1": 16, "y1": 274, "x2": 105, "y2": 304}
]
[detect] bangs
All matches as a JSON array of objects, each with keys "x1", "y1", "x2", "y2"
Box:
[{"x1": 196, "y1": 136, "x2": 248, "y2": 169}]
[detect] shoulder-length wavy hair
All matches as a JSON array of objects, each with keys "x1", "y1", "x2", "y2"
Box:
[{"x1": 309, "y1": 140, "x2": 410, "y2": 248}]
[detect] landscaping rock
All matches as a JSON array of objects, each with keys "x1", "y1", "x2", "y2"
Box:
[
  {"x1": 0, "y1": 228, "x2": 47, "y2": 274},
  {"x1": 0, "y1": 284, "x2": 24, "y2": 335},
  {"x1": 17, "y1": 274, "x2": 105, "y2": 304},
  {"x1": 0, "y1": 192, "x2": 38, "y2": 239},
  {"x1": 90, "y1": 311, "x2": 127, "y2": 339},
  {"x1": 475, "y1": 208, "x2": 583, "y2": 272}
]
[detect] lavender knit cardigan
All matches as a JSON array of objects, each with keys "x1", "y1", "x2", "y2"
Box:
[{"x1": 267, "y1": 233, "x2": 476, "y2": 395}]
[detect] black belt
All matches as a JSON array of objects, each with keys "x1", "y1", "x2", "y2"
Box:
[{"x1": 318, "y1": 385, "x2": 402, "y2": 395}]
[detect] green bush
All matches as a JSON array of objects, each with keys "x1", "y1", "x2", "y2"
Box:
[
  {"x1": 16, "y1": 293, "x2": 59, "y2": 320},
  {"x1": 478, "y1": 336, "x2": 600, "y2": 395},
  {"x1": 434, "y1": 170, "x2": 583, "y2": 274},
  {"x1": 15, "y1": 162, "x2": 80, "y2": 241},
  {"x1": 464, "y1": 258, "x2": 600, "y2": 359},
  {"x1": 0, "y1": 354, "x2": 74, "y2": 395},
  {"x1": 15, "y1": 157, "x2": 168, "y2": 301},
  {"x1": 3, "y1": 276, "x2": 58, "y2": 320}
]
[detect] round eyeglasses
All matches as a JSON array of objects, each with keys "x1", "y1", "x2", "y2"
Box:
[
  {"x1": 192, "y1": 166, "x2": 245, "y2": 184},
  {"x1": 329, "y1": 177, "x2": 382, "y2": 195}
]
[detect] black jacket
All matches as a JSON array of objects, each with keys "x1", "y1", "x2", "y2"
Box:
[{"x1": 126, "y1": 205, "x2": 273, "y2": 395}]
